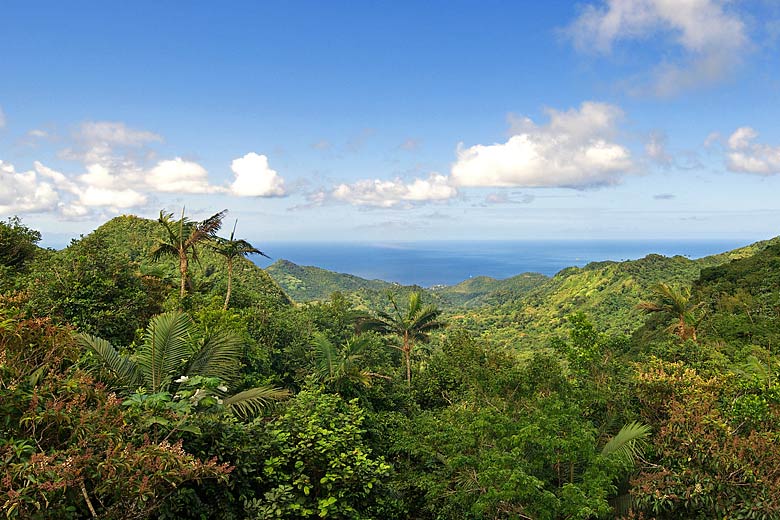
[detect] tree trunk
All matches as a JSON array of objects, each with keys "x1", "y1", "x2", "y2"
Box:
[
  {"x1": 404, "y1": 331, "x2": 411, "y2": 386},
  {"x1": 223, "y1": 259, "x2": 233, "y2": 310},
  {"x1": 179, "y1": 252, "x2": 188, "y2": 299}
]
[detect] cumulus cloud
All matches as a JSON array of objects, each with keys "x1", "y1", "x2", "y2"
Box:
[
  {"x1": 4, "y1": 119, "x2": 291, "y2": 217},
  {"x1": 147, "y1": 158, "x2": 213, "y2": 193},
  {"x1": 0, "y1": 160, "x2": 60, "y2": 214},
  {"x1": 566, "y1": 0, "x2": 748, "y2": 96},
  {"x1": 451, "y1": 102, "x2": 632, "y2": 188},
  {"x1": 28, "y1": 129, "x2": 48, "y2": 138},
  {"x1": 229, "y1": 152, "x2": 286, "y2": 197},
  {"x1": 30, "y1": 161, "x2": 147, "y2": 212},
  {"x1": 725, "y1": 126, "x2": 780, "y2": 175},
  {"x1": 333, "y1": 173, "x2": 457, "y2": 208}
]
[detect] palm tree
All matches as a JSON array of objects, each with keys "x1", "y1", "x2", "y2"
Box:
[
  {"x1": 637, "y1": 283, "x2": 704, "y2": 341},
  {"x1": 311, "y1": 332, "x2": 389, "y2": 393},
  {"x1": 212, "y1": 220, "x2": 269, "y2": 310},
  {"x1": 77, "y1": 310, "x2": 288, "y2": 418},
  {"x1": 150, "y1": 208, "x2": 227, "y2": 299},
  {"x1": 360, "y1": 292, "x2": 445, "y2": 385}
]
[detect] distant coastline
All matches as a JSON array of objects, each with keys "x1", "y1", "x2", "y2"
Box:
[{"x1": 252, "y1": 239, "x2": 750, "y2": 287}]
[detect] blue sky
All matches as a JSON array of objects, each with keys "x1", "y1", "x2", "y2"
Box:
[{"x1": 1, "y1": 0, "x2": 780, "y2": 246}]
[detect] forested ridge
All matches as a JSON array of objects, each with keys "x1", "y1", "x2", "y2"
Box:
[{"x1": 2, "y1": 213, "x2": 780, "y2": 519}]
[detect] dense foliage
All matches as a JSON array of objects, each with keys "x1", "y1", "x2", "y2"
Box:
[{"x1": 2, "y1": 214, "x2": 779, "y2": 519}]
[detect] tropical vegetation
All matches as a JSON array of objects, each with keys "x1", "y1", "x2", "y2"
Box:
[{"x1": 2, "y1": 212, "x2": 779, "y2": 519}]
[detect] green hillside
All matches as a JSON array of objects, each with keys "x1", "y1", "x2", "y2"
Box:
[
  {"x1": 431, "y1": 272, "x2": 549, "y2": 307},
  {"x1": 22, "y1": 215, "x2": 291, "y2": 343},
  {"x1": 266, "y1": 259, "x2": 399, "y2": 301},
  {"x1": 266, "y1": 258, "x2": 549, "y2": 310},
  {"x1": 456, "y1": 237, "x2": 780, "y2": 350},
  {"x1": 688, "y1": 242, "x2": 780, "y2": 352}
]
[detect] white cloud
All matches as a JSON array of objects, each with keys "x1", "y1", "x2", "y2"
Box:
[
  {"x1": 725, "y1": 126, "x2": 780, "y2": 175},
  {"x1": 567, "y1": 0, "x2": 748, "y2": 96},
  {"x1": 78, "y1": 121, "x2": 162, "y2": 147},
  {"x1": 727, "y1": 127, "x2": 757, "y2": 150},
  {"x1": 77, "y1": 186, "x2": 147, "y2": 208},
  {"x1": 451, "y1": 102, "x2": 632, "y2": 188},
  {"x1": 646, "y1": 131, "x2": 672, "y2": 166},
  {"x1": 332, "y1": 173, "x2": 457, "y2": 208},
  {"x1": 28, "y1": 129, "x2": 48, "y2": 138},
  {"x1": 32, "y1": 161, "x2": 147, "y2": 211},
  {"x1": 229, "y1": 152, "x2": 286, "y2": 197},
  {"x1": 0, "y1": 107, "x2": 6, "y2": 128},
  {"x1": 147, "y1": 158, "x2": 212, "y2": 193},
  {"x1": 79, "y1": 163, "x2": 119, "y2": 189},
  {"x1": 0, "y1": 160, "x2": 60, "y2": 214}
]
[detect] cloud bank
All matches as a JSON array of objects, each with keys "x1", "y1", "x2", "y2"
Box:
[
  {"x1": 332, "y1": 173, "x2": 457, "y2": 208},
  {"x1": 451, "y1": 102, "x2": 632, "y2": 188},
  {"x1": 1, "y1": 121, "x2": 288, "y2": 217},
  {"x1": 567, "y1": 0, "x2": 748, "y2": 96}
]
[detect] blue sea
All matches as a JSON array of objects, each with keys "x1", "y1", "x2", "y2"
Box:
[{"x1": 252, "y1": 240, "x2": 752, "y2": 288}]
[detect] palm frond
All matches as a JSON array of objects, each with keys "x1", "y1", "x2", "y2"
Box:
[
  {"x1": 601, "y1": 421, "x2": 651, "y2": 465},
  {"x1": 137, "y1": 311, "x2": 195, "y2": 393},
  {"x1": 187, "y1": 209, "x2": 227, "y2": 247},
  {"x1": 77, "y1": 333, "x2": 143, "y2": 388},
  {"x1": 149, "y1": 241, "x2": 179, "y2": 262},
  {"x1": 358, "y1": 315, "x2": 394, "y2": 335},
  {"x1": 185, "y1": 329, "x2": 244, "y2": 383},
  {"x1": 311, "y1": 332, "x2": 339, "y2": 380},
  {"x1": 224, "y1": 385, "x2": 290, "y2": 419}
]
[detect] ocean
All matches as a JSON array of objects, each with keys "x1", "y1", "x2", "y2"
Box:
[{"x1": 251, "y1": 239, "x2": 751, "y2": 288}]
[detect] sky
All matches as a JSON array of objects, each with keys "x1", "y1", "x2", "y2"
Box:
[{"x1": 2, "y1": 0, "x2": 780, "y2": 246}]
